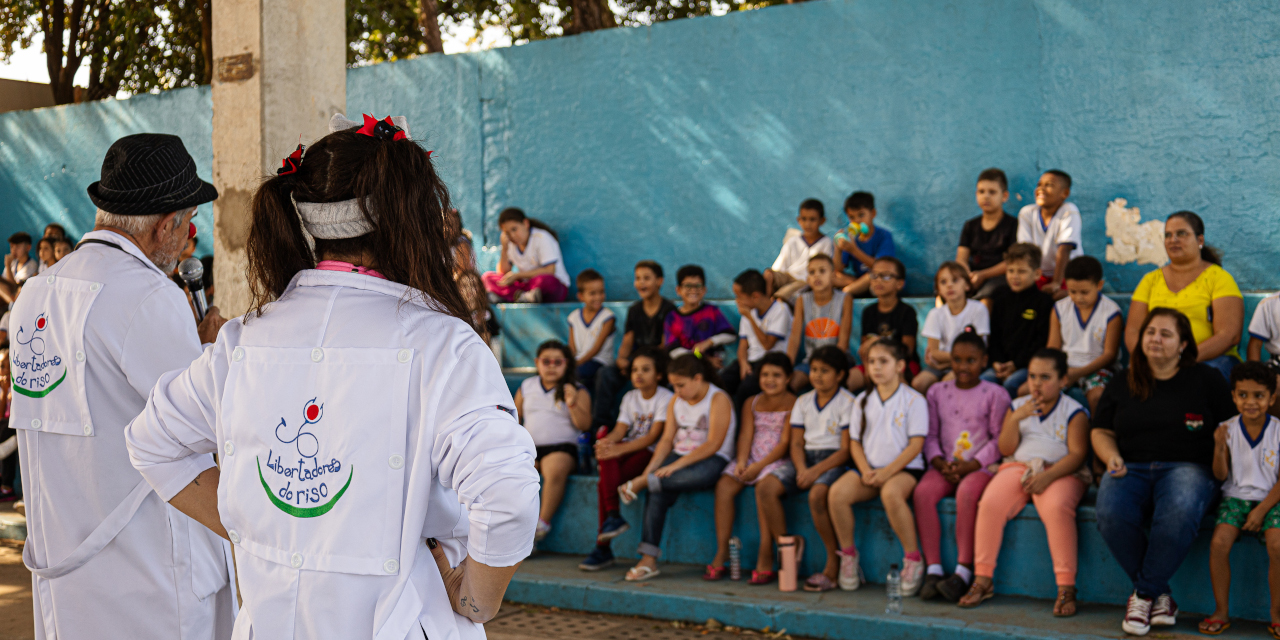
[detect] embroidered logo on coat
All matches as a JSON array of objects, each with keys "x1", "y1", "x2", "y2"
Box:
[
  {"x1": 1185, "y1": 413, "x2": 1205, "y2": 431},
  {"x1": 12, "y1": 313, "x2": 66, "y2": 398},
  {"x1": 257, "y1": 397, "x2": 353, "y2": 518}
]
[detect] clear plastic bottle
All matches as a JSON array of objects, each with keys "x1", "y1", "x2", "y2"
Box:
[
  {"x1": 728, "y1": 537, "x2": 742, "y2": 580},
  {"x1": 885, "y1": 563, "x2": 902, "y2": 614}
]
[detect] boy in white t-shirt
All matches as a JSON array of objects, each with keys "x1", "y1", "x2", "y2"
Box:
[
  {"x1": 1016, "y1": 170, "x2": 1082, "y2": 299},
  {"x1": 567, "y1": 269, "x2": 616, "y2": 392},
  {"x1": 1248, "y1": 292, "x2": 1280, "y2": 372},
  {"x1": 1048, "y1": 256, "x2": 1122, "y2": 413},
  {"x1": 1204, "y1": 363, "x2": 1280, "y2": 634},
  {"x1": 722, "y1": 269, "x2": 793, "y2": 411},
  {"x1": 766, "y1": 199, "x2": 835, "y2": 303}
]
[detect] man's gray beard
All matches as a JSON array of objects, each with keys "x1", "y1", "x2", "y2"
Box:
[{"x1": 148, "y1": 235, "x2": 185, "y2": 274}]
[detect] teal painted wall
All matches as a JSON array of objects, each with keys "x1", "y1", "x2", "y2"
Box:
[{"x1": 3, "y1": 1, "x2": 1280, "y2": 298}]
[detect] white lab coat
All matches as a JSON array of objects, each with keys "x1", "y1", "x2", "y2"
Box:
[
  {"x1": 8, "y1": 230, "x2": 234, "y2": 640},
  {"x1": 125, "y1": 269, "x2": 540, "y2": 640}
]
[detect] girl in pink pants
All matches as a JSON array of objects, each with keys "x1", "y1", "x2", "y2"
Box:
[
  {"x1": 959, "y1": 349, "x2": 1090, "y2": 617},
  {"x1": 483, "y1": 207, "x2": 570, "y2": 303},
  {"x1": 913, "y1": 333, "x2": 1010, "y2": 602}
]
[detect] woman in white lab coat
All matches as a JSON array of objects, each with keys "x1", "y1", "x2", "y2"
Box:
[{"x1": 124, "y1": 114, "x2": 541, "y2": 640}]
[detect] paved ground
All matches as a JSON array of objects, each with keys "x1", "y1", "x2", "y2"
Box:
[
  {"x1": 0, "y1": 501, "x2": 32, "y2": 640},
  {"x1": 486, "y1": 603, "x2": 810, "y2": 640}
]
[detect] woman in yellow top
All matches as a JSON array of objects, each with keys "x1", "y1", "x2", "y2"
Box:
[{"x1": 1124, "y1": 211, "x2": 1243, "y2": 381}]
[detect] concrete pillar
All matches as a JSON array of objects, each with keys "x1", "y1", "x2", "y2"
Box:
[{"x1": 211, "y1": 0, "x2": 346, "y2": 317}]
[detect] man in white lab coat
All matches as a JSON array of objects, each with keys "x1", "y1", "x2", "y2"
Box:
[{"x1": 8, "y1": 133, "x2": 235, "y2": 639}]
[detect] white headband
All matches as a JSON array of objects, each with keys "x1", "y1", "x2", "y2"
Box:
[{"x1": 293, "y1": 197, "x2": 376, "y2": 240}]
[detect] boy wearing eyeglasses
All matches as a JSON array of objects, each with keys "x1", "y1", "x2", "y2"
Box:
[
  {"x1": 848, "y1": 256, "x2": 918, "y2": 391},
  {"x1": 662, "y1": 264, "x2": 736, "y2": 369}
]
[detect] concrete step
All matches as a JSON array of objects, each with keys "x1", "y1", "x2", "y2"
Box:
[{"x1": 508, "y1": 554, "x2": 1277, "y2": 640}]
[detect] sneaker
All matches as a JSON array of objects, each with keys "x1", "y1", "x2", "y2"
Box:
[
  {"x1": 597, "y1": 516, "x2": 630, "y2": 542},
  {"x1": 1150, "y1": 594, "x2": 1178, "y2": 626},
  {"x1": 578, "y1": 546, "x2": 614, "y2": 571},
  {"x1": 1122, "y1": 592, "x2": 1153, "y2": 636},
  {"x1": 900, "y1": 557, "x2": 925, "y2": 597},
  {"x1": 516, "y1": 289, "x2": 542, "y2": 303},
  {"x1": 535, "y1": 519, "x2": 552, "y2": 542},
  {"x1": 837, "y1": 550, "x2": 863, "y2": 591},
  {"x1": 936, "y1": 573, "x2": 971, "y2": 603},
  {"x1": 919, "y1": 574, "x2": 944, "y2": 600}
]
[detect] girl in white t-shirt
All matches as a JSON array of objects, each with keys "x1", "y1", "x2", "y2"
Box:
[
  {"x1": 482, "y1": 207, "x2": 570, "y2": 303},
  {"x1": 514, "y1": 340, "x2": 592, "y2": 543},
  {"x1": 913, "y1": 261, "x2": 990, "y2": 394},
  {"x1": 962, "y1": 348, "x2": 1089, "y2": 616},
  {"x1": 625, "y1": 354, "x2": 736, "y2": 582},
  {"x1": 828, "y1": 338, "x2": 928, "y2": 594}
]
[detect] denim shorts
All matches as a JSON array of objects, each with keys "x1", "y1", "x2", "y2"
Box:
[{"x1": 776, "y1": 449, "x2": 845, "y2": 493}]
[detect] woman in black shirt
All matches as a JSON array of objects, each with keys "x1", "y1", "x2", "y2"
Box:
[{"x1": 1091, "y1": 308, "x2": 1234, "y2": 636}]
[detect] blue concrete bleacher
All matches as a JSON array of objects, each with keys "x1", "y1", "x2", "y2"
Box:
[{"x1": 499, "y1": 293, "x2": 1278, "y2": 622}]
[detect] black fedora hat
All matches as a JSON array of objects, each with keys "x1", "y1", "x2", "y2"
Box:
[{"x1": 87, "y1": 133, "x2": 218, "y2": 216}]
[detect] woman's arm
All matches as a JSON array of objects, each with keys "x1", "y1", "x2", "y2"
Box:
[
  {"x1": 430, "y1": 543, "x2": 521, "y2": 624},
  {"x1": 837, "y1": 293, "x2": 854, "y2": 353},
  {"x1": 659, "y1": 392, "x2": 732, "y2": 473},
  {"x1": 1091, "y1": 428, "x2": 1126, "y2": 477},
  {"x1": 1199, "y1": 296, "x2": 1244, "y2": 362},
  {"x1": 787, "y1": 302, "x2": 804, "y2": 363},
  {"x1": 1124, "y1": 300, "x2": 1149, "y2": 356},
  {"x1": 167, "y1": 467, "x2": 227, "y2": 539}
]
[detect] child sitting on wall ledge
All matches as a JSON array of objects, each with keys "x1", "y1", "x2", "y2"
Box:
[
  {"x1": 833, "y1": 191, "x2": 896, "y2": 296},
  {"x1": 766, "y1": 199, "x2": 835, "y2": 303},
  {"x1": 483, "y1": 207, "x2": 570, "y2": 303}
]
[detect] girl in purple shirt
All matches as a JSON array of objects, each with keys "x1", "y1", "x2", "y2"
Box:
[{"x1": 913, "y1": 333, "x2": 1011, "y2": 602}]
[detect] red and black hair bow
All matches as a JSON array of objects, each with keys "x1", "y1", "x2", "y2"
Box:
[
  {"x1": 356, "y1": 114, "x2": 408, "y2": 141},
  {"x1": 278, "y1": 144, "x2": 305, "y2": 176}
]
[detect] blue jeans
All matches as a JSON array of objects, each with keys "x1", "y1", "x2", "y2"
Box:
[
  {"x1": 1095, "y1": 462, "x2": 1219, "y2": 599},
  {"x1": 1201, "y1": 355, "x2": 1238, "y2": 383},
  {"x1": 980, "y1": 367, "x2": 1028, "y2": 397},
  {"x1": 593, "y1": 364, "x2": 630, "y2": 428},
  {"x1": 639, "y1": 453, "x2": 728, "y2": 557}
]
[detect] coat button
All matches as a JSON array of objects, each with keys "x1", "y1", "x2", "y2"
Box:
[
  {"x1": 75, "y1": 350, "x2": 85, "y2": 362},
  {"x1": 46, "y1": 275, "x2": 55, "y2": 284},
  {"x1": 228, "y1": 530, "x2": 240, "y2": 544},
  {"x1": 83, "y1": 425, "x2": 91, "y2": 435},
  {"x1": 383, "y1": 559, "x2": 399, "y2": 574},
  {"x1": 232, "y1": 347, "x2": 244, "y2": 362},
  {"x1": 290, "y1": 553, "x2": 303, "y2": 568},
  {"x1": 30, "y1": 419, "x2": 41, "y2": 430},
  {"x1": 224, "y1": 441, "x2": 235, "y2": 456},
  {"x1": 89, "y1": 282, "x2": 100, "y2": 291},
  {"x1": 397, "y1": 349, "x2": 411, "y2": 363},
  {"x1": 388, "y1": 454, "x2": 404, "y2": 470},
  {"x1": 311, "y1": 348, "x2": 323, "y2": 362}
]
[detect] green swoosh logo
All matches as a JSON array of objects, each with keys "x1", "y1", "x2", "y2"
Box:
[
  {"x1": 257, "y1": 457, "x2": 352, "y2": 518},
  {"x1": 13, "y1": 369, "x2": 67, "y2": 399}
]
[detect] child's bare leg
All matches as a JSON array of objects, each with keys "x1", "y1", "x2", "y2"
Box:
[
  {"x1": 828, "y1": 471, "x2": 877, "y2": 550},
  {"x1": 808, "y1": 484, "x2": 839, "y2": 579},
  {"x1": 912, "y1": 371, "x2": 939, "y2": 394},
  {"x1": 881, "y1": 472, "x2": 921, "y2": 554},
  {"x1": 712, "y1": 474, "x2": 744, "y2": 568},
  {"x1": 1086, "y1": 386, "x2": 1104, "y2": 415},
  {"x1": 764, "y1": 269, "x2": 777, "y2": 297},
  {"x1": 755, "y1": 475, "x2": 788, "y2": 572},
  {"x1": 538, "y1": 452, "x2": 576, "y2": 524},
  {"x1": 1207, "y1": 523, "x2": 1240, "y2": 625},
  {"x1": 791, "y1": 370, "x2": 810, "y2": 394},
  {"x1": 1268, "y1": 528, "x2": 1280, "y2": 624}
]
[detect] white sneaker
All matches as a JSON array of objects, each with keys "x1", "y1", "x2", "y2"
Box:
[
  {"x1": 900, "y1": 557, "x2": 925, "y2": 597},
  {"x1": 1150, "y1": 593, "x2": 1178, "y2": 626},
  {"x1": 837, "y1": 550, "x2": 863, "y2": 591},
  {"x1": 1122, "y1": 592, "x2": 1152, "y2": 636},
  {"x1": 516, "y1": 289, "x2": 542, "y2": 303},
  {"x1": 535, "y1": 519, "x2": 552, "y2": 542}
]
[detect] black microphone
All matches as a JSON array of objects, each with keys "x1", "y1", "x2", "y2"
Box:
[{"x1": 178, "y1": 257, "x2": 208, "y2": 321}]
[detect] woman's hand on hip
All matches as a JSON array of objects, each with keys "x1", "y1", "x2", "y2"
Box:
[{"x1": 1106, "y1": 455, "x2": 1127, "y2": 478}]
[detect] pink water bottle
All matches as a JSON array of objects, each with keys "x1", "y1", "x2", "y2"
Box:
[{"x1": 778, "y1": 536, "x2": 798, "y2": 592}]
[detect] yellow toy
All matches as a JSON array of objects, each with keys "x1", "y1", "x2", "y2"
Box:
[{"x1": 952, "y1": 431, "x2": 973, "y2": 460}]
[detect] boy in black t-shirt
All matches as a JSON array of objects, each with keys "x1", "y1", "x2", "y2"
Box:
[
  {"x1": 982, "y1": 243, "x2": 1054, "y2": 397},
  {"x1": 848, "y1": 256, "x2": 919, "y2": 391},
  {"x1": 593, "y1": 260, "x2": 675, "y2": 429},
  {"x1": 957, "y1": 168, "x2": 1018, "y2": 302}
]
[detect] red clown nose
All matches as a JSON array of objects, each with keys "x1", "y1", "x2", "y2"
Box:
[{"x1": 188, "y1": 222, "x2": 197, "y2": 239}]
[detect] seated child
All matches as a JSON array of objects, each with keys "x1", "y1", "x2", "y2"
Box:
[
  {"x1": 663, "y1": 264, "x2": 736, "y2": 368},
  {"x1": 1048, "y1": 256, "x2": 1122, "y2": 413},
  {"x1": 707, "y1": 352, "x2": 797, "y2": 581},
  {"x1": 849, "y1": 257, "x2": 918, "y2": 391},
  {"x1": 567, "y1": 268, "x2": 616, "y2": 390},
  {"x1": 514, "y1": 340, "x2": 593, "y2": 542},
  {"x1": 914, "y1": 333, "x2": 1011, "y2": 602},
  {"x1": 832, "y1": 191, "x2": 896, "y2": 296},
  {"x1": 595, "y1": 260, "x2": 676, "y2": 429},
  {"x1": 1015, "y1": 170, "x2": 1082, "y2": 297},
  {"x1": 829, "y1": 339, "x2": 928, "y2": 593},
  {"x1": 767, "y1": 199, "x2": 835, "y2": 303},
  {"x1": 778, "y1": 346, "x2": 855, "y2": 592},
  {"x1": 722, "y1": 269, "x2": 793, "y2": 410},
  {"x1": 482, "y1": 207, "x2": 570, "y2": 303},
  {"x1": 625, "y1": 355, "x2": 737, "y2": 582},
  {"x1": 786, "y1": 254, "x2": 853, "y2": 392},
  {"x1": 982, "y1": 243, "x2": 1053, "y2": 396},
  {"x1": 961, "y1": 349, "x2": 1089, "y2": 616},
  {"x1": 957, "y1": 168, "x2": 1018, "y2": 301},
  {"x1": 913, "y1": 262, "x2": 991, "y2": 393},
  {"x1": 1202, "y1": 362, "x2": 1280, "y2": 635},
  {"x1": 580, "y1": 348, "x2": 674, "y2": 571}
]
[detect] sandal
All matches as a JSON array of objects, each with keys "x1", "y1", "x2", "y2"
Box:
[
  {"x1": 803, "y1": 573, "x2": 837, "y2": 592},
  {"x1": 1269, "y1": 623, "x2": 1280, "y2": 639},
  {"x1": 1053, "y1": 586, "x2": 1078, "y2": 617},
  {"x1": 618, "y1": 480, "x2": 639, "y2": 505},
  {"x1": 1198, "y1": 618, "x2": 1230, "y2": 635},
  {"x1": 624, "y1": 564, "x2": 661, "y2": 582},
  {"x1": 957, "y1": 580, "x2": 995, "y2": 608},
  {"x1": 703, "y1": 565, "x2": 728, "y2": 581},
  {"x1": 749, "y1": 570, "x2": 776, "y2": 585}
]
